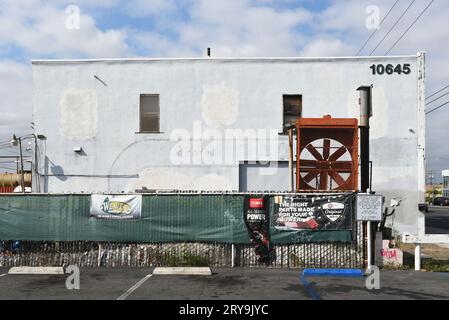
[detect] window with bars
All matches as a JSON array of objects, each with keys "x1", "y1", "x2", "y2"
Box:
[{"x1": 140, "y1": 94, "x2": 160, "y2": 133}]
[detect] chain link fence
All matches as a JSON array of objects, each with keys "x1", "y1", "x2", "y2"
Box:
[{"x1": 0, "y1": 237, "x2": 365, "y2": 269}]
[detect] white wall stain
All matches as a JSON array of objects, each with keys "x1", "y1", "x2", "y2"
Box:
[
  {"x1": 60, "y1": 89, "x2": 97, "y2": 139},
  {"x1": 194, "y1": 174, "x2": 233, "y2": 190},
  {"x1": 201, "y1": 84, "x2": 239, "y2": 128},
  {"x1": 127, "y1": 168, "x2": 233, "y2": 192}
]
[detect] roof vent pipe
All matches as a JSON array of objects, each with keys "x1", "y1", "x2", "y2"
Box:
[{"x1": 357, "y1": 85, "x2": 373, "y2": 193}]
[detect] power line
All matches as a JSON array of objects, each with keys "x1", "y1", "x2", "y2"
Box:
[
  {"x1": 426, "y1": 85, "x2": 449, "y2": 100},
  {"x1": 385, "y1": 0, "x2": 434, "y2": 55},
  {"x1": 0, "y1": 138, "x2": 12, "y2": 144},
  {"x1": 433, "y1": 156, "x2": 449, "y2": 162},
  {"x1": 427, "y1": 91, "x2": 449, "y2": 105},
  {"x1": 369, "y1": 0, "x2": 416, "y2": 56},
  {"x1": 356, "y1": 0, "x2": 401, "y2": 55},
  {"x1": 0, "y1": 141, "x2": 13, "y2": 147},
  {"x1": 426, "y1": 100, "x2": 449, "y2": 115}
]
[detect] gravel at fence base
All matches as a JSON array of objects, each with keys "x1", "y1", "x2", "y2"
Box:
[{"x1": 0, "y1": 241, "x2": 364, "y2": 268}]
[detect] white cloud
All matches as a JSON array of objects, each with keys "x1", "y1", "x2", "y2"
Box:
[
  {"x1": 123, "y1": 0, "x2": 178, "y2": 17},
  {"x1": 300, "y1": 38, "x2": 355, "y2": 57},
  {"x1": 0, "y1": 0, "x2": 130, "y2": 165},
  {"x1": 0, "y1": 1, "x2": 129, "y2": 58},
  {"x1": 130, "y1": 31, "x2": 197, "y2": 57},
  {"x1": 169, "y1": 0, "x2": 312, "y2": 57},
  {"x1": 0, "y1": 60, "x2": 32, "y2": 145}
]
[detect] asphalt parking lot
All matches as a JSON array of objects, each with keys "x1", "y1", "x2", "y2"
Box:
[
  {"x1": 0, "y1": 267, "x2": 448, "y2": 300},
  {"x1": 426, "y1": 206, "x2": 449, "y2": 234}
]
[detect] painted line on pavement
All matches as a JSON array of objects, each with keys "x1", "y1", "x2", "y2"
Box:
[
  {"x1": 117, "y1": 274, "x2": 152, "y2": 300},
  {"x1": 0, "y1": 274, "x2": 7, "y2": 278},
  {"x1": 300, "y1": 274, "x2": 321, "y2": 300},
  {"x1": 8, "y1": 267, "x2": 64, "y2": 275}
]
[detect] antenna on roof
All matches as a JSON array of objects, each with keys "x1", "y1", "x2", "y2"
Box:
[{"x1": 207, "y1": 48, "x2": 211, "y2": 58}]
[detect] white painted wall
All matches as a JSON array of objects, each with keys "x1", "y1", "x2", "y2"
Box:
[{"x1": 32, "y1": 55, "x2": 425, "y2": 235}]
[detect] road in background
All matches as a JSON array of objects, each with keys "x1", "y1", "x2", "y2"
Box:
[{"x1": 426, "y1": 206, "x2": 449, "y2": 234}]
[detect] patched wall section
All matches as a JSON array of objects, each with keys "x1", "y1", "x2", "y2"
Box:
[
  {"x1": 60, "y1": 89, "x2": 97, "y2": 139},
  {"x1": 201, "y1": 84, "x2": 239, "y2": 128},
  {"x1": 126, "y1": 168, "x2": 234, "y2": 192}
]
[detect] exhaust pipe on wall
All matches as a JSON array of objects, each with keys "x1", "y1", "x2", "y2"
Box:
[{"x1": 357, "y1": 85, "x2": 373, "y2": 193}]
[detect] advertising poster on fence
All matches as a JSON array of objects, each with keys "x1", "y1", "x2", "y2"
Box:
[
  {"x1": 90, "y1": 195, "x2": 142, "y2": 220},
  {"x1": 273, "y1": 194, "x2": 354, "y2": 231},
  {"x1": 243, "y1": 195, "x2": 273, "y2": 264}
]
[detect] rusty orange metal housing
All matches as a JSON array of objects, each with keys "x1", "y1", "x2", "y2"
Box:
[{"x1": 295, "y1": 115, "x2": 359, "y2": 192}]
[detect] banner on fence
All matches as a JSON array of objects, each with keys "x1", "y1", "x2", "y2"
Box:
[
  {"x1": 0, "y1": 194, "x2": 354, "y2": 243},
  {"x1": 90, "y1": 195, "x2": 142, "y2": 220},
  {"x1": 273, "y1": 194, "x2": 354, "y2": 231},
  {"x1": 243, "y1": 195, "x2": 273, "y2": 264}
]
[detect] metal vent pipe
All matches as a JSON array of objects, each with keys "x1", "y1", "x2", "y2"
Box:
[{"x1": 357, "y1": 85, "x2": 373, "y2": 193}]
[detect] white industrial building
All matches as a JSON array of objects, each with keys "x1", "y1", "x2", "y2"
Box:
[{"x1": 32, "y1": 53, "x2": 426, "y2": 236}]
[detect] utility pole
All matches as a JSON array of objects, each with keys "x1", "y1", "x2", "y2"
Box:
[
  {"x1": 428, "y1": 171, "x2": 435, "y2": 204},
  {"x1": 18, "y1": 137, "x2": 25, "y2": 193}
]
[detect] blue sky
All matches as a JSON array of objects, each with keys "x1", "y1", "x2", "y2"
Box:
[{"x1": 0, "y1": 0, "x2": 448, "y2": 180}]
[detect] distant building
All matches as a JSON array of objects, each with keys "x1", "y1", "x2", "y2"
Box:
[
  {"x1": 425, "y1": 184, "x2": 443, "y2": 193},
  {"x1": 443, "y1": 170, "x2": 449, "y2": 197}
]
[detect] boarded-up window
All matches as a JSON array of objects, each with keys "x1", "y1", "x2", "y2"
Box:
[
  {"x1": 140, "y1": 94, "x2": 160, "y2": 133},
  {"x1": 283, "y1": 95, "x2": 302, "y2": 132}
]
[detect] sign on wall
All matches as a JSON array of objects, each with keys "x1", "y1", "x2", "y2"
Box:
[
  {"x1": 273, "y1": 194, "x2": 355, "y2": 231},
  {"x1": 90, "y1": 195, "x2": 142, "y2": 220},
  {"x1": 243, "y1": 195, "x2": 273, "y2": 264},
  {"x1": 356, "y1": 194, "x2": 383, "y2": 221}
]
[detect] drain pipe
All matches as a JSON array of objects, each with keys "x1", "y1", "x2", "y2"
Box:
[
  {"x1": 358, "y1": 86, "x2": 374, "y2": 271},
  {"x1": 288, "y1": 127, "x2": 295, "y2": 192}
]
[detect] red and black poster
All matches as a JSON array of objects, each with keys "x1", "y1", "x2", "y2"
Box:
[
  {"x1": 243, "y1": 195, "x2": 273, "y2": 264},
  {"x1": 273, "y1": 194, "x2": 354, "y2": 231}
]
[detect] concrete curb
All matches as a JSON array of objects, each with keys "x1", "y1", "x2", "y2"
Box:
[
  {"x1": 8, "y1": 267, "x2": 65, "y2": 275},
  {"x1": 152, "y1": 267, "x2": 212, "y2": 275}
]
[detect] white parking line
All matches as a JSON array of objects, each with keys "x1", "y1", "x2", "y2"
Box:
[
  {"x1": 117, "y1": 274, "x2": 152, "y2": 300},
  {"x1": 8, "y1": 267, "x2": 64, "y2": 275},
  {"x1": 0, "y1": 274, "x2": 7, "y2": 278}
]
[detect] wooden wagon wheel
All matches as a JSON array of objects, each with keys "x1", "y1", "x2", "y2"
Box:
[{"x1": 299, "y1": 138, "x2": 354, "y2": 191}]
